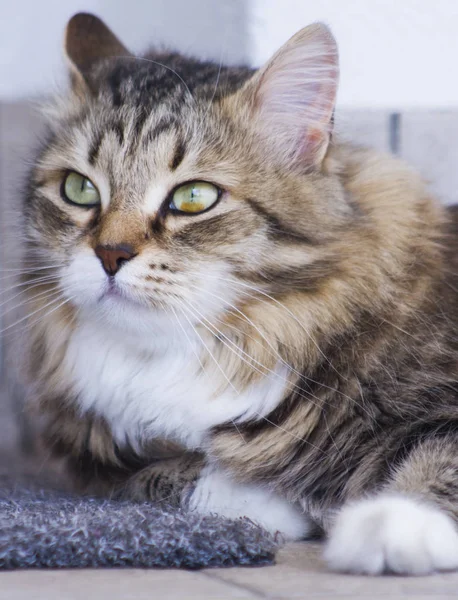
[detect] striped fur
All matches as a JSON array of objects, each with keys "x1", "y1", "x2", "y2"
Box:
[{"x1": 19, "y1": 14, "x2": 458, "y2": 574}]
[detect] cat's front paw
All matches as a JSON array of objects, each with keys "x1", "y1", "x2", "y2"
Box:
[
  {"x1": 324, "y1": 495, "x2": 458, "y2": 575},
  {"x1": 188, "y1": 466, "x2": 312, "y2": 540}
]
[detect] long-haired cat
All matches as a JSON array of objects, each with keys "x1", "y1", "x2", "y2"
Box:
[{"x1": 20, "y1": 12, "x2": 458, "y2": 575}]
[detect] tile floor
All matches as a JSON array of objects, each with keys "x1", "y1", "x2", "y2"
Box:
[{"x1": 2, "y1": 541, "x2": 458, "y2": 599}]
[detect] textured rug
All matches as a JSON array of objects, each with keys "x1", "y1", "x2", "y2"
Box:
[{"x1": 0, "y1": 478, "x2": 278, "y2": 570}]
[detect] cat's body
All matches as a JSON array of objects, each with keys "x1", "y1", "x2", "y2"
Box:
[{"x1": 21, "y1": 13, "x2": 458, "y2": 575}]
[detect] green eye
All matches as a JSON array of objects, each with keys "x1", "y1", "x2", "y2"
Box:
[
  {"x1": 63, "y1": 172, "x2": 101, "y2": 206},
  {"x1": 170, "y1": 181, "x2": 220, "y2": 214}
]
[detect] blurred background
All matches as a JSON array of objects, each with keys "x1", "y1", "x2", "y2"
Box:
[{"x1": 1, "y1": 0, "x2": 458, "y2": 466}]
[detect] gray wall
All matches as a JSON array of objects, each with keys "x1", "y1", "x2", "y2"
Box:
[{"x1": 1, "y1": 0, "x2": 249, "y2": 99}]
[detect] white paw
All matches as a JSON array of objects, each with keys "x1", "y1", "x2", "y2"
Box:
[
  {"x1": 188, "y1": 466, "x2": 312, "y2": 540},
  {"x1": 324, "y1": 494, "x2": 458, "y2": 575}
]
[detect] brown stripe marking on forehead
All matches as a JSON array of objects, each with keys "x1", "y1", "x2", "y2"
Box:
[
  {"x1": 170, "y1": 139, "x2": 187, "y2": 171},
  {"x1": 112, "y1": 122, "x2": 125, "y2": 146},
  {"x1": 132, "y1": 106, "x2": 150, "y2": 141},
  {"x1": 88, "y1": 123, "x2": 125, "y2": 166},
  {"x1": 142, "y1": 117, "x2": 179, "y2": 148},
  {"x1": 88, "y1": 130, "x2": 103, "y2": 166}
]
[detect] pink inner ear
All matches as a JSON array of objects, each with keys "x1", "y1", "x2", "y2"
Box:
[
  {"x1": 252, "y1": 24, "x2": 339, "y2": 167},
  {"x1": 299, "y1": 80, "x2": 337, "y2": 159},
  {"x1": 301, "y1": 125, "x2": 327, "y2": 159}
]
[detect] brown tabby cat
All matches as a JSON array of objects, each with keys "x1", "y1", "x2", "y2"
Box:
[{"x1": 20, "y1": 12, "x2": 458, "y2": 575}]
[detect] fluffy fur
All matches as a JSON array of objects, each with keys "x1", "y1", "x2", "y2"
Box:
[{"x1": 18, "y1": 13, "x2": 458, "y2": 575}]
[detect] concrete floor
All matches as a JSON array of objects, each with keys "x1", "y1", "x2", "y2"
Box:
[{"x1": 2, "y1": 542, "x2": 458, "y2": 600}]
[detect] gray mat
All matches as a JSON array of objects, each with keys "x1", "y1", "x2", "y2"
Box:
[{"x1": 0, "y1": 479, "x2": 278, "y2": 569}]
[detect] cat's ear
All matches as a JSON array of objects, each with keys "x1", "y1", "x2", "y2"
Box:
[
  {"x1": 64, "y1": 13, "x2": 132, "y2": 95},
  {"x1": 245, "y1": 23, "x2": 338, "y2": 169}
]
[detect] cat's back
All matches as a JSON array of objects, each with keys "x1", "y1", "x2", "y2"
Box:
[
  {"x1": 438, "y1": 204, "x2": 458, "y2": 333},
  {"x1": 446, "y1": 205, "x2": 458, "y2": 257}
]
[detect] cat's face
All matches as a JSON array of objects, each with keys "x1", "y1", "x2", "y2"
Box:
[
  {"x1": 25, "y1": 15, "x2": 345, "y2": 336},
  {"x1": 29, "y1": 87, "x2": 266, "y2": 333}
]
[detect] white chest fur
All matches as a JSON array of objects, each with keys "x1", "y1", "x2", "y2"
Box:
[{"x1": 62, "y1": 316, "x2": 287, "y2": 450}]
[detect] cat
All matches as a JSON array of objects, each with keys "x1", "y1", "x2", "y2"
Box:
[{"x1": 19, "y1": 12, "x2": 458, "y2": 575}]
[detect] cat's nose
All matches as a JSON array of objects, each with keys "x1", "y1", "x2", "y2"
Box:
[{"x1": 94, "y1": 244, "x2": 136, "y2": 276}]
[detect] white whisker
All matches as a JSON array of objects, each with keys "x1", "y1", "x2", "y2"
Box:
[
  {"x1": 0, "y1": 286, "x2": 62, "y2": 318},
  {"x1": 175, "y1": 303, "x2": 239, "y2": 395},
  {"x1": 0, "y1": 275, "x2": 60, "y2": 295},
  {"x1": 174, "y1": 273, "x2": 373, "y2": 417},
  {"x1": 0, "y1": 293, "x2": 73, "y2": 336},
  {"x1": 177, "y1": 294, "x2": 330, "y2": 410},
  {"x1": 177, "y1": 302, "x2": 327, "y2": 454}
]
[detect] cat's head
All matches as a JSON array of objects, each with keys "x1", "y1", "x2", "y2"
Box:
[{"x1": 25, "y1": 13, "x2": 346, "y2": 336}]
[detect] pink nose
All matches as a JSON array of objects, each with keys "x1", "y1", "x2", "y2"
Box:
[{"x1": 94, "y1": 244, "x2": 136, "y2": 276}]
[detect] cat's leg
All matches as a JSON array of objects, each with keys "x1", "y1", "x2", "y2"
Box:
[
  {"x1": 325, "y1": 434, "x2": 458, "y2": 575},
  {"x1": 122, "y1": 455, "x2": 312, "y2": 540},
  {"x1": 119, "y1": 452, "x2": 206, "y2": 507}
]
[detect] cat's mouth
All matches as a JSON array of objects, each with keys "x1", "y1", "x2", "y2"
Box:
[
  {"x1": 99, "y1": 280, "x2": 141, "y2": 306},
  {"x1": 98, "y1": 279, "x2": 166, "y2": 312}
]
